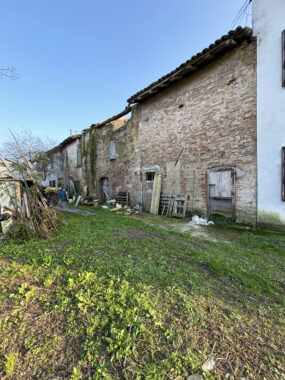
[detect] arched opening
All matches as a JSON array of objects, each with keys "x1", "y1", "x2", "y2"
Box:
[{"x1": 100, "y1": 177, "x2": 110, "y2": 203}]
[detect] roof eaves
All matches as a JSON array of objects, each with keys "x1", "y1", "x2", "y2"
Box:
[
  {"x1": 87, "y1": 106, "x2": 132, "y2": 131},
  {"x1": 127, "y1": 26, "x2": 252, "y2": 104},
  {"x1": 47, "y1": 134, "x2": 82, "y2": 155}
]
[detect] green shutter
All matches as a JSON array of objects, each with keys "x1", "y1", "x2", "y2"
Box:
[{"x1": 77, "y1": 148, "x2": 82, "y2": 167}]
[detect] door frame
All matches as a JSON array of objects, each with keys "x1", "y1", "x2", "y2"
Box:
[{"x1": 206, "y1": 166, "x2": 236, "y2": 220}]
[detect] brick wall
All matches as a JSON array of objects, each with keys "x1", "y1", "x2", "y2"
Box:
[
  {"x1": 82, "y1": 114, "x2": 141, "y2": 205},
  {"x1": 136, "y1": 40, "x2": 257, "y2": 222}
]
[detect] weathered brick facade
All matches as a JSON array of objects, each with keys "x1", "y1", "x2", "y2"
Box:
[
  {"x1": 49, "y1": 29, "x2": 257, "y2": 224},
  {"x1": 133, "y1": 39, "x2": 257, "y2": 222},
  {"x1": 81, "y1": 115, "x2": 140, "y2": 204}
]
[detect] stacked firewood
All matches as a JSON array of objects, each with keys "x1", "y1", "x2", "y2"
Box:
[
  {"x1": 21, "y1": 180, "x2": 58, "y2": 236},
  {"x1": 0, "y1": 132, "x2": 59, "y2": 238}
]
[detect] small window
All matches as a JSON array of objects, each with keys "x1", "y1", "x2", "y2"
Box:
[
  {"x1": 109, "y1": 140, "x2": 117, "y2": 160},
  {"x1": 49, "y1": 180, "x2": 56, "y2": 187},
  {"x1": 282, "y1": 146, "x2": 285, "y2": 201},
  {"x1": 146, "y1": 172, "x2": 155, "y2": 181},
  {"x1": 77, "y1": 148, "x2": 82, "y2": 167}
]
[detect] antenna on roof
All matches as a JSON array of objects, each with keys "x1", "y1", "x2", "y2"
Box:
[{"x1": 232, "y1": 0, "x2": 252, "y2": 28}]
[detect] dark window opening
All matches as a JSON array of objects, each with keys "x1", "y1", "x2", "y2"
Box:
[
  {"x1": 73, "y1": 180, "x2": 80, "y2": 194},
  {"x1": 146, "y1": 172, "x2": 155, "y2": 181},
  {"x1": 282, "y1": 146, "x2": 285, "y2": 201},
  {"x1": 49, "y1": 180, "x2": 56, "y2": 187}
]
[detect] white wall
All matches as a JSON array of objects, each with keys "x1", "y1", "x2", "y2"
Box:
[{"x1": 252, "y1": 0, "x2": 285, "y2": 224}]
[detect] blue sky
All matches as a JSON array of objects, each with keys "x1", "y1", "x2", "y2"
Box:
[{"x1": 0, "y1": 0, "x2": 251, "y2": 145}]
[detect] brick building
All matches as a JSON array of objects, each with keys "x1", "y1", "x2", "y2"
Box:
[
  {"x1": 80, "y1": 115, "x2": 140, "y2": 204},
  {"x1": 47, "y1": 26, "x2": 258, "y2": 223},
  {"x1": 127, "y1": 26, "x2": 257, "y2": 223}
]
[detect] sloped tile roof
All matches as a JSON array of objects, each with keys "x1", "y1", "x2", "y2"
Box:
[{"x1": 127, "y1": 26, "x2": 252, "y2": 104}]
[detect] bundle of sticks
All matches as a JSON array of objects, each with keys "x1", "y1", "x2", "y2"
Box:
[{"x1": 0, "y1": 132, "x2": 58, "y2": 237}]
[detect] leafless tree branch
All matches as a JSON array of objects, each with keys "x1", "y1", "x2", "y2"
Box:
[
  {"x1": 0, "y1": 66, "x2": 20, "y2": 80},
  {"x1": 0, "y1": 129, "x2": 57, "y2": 164}
]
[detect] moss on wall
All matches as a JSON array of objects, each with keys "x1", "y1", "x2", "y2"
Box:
[
  {"x1": 258, "y1": 210, "x2": 285, "y2": 225},
  {"x1": 81, "y1": 138, "x2": 88, "y2": 158},
  {"x1": 89, "y1": 129, "x2": 96, "y2": 188}
]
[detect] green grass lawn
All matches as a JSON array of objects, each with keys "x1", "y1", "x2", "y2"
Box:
[{"x1": 0, "y1": 208, "x2": 284, "y2": 379}]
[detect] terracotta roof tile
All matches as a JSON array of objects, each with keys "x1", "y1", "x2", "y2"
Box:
[{"x1": 127, "y1": 26, "x2": 252, "y2": 104}]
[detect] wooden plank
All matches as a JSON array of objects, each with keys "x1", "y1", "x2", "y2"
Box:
[
  {"x1": 75, "y1": 195, "x2": 81, "y2": 207},
  {"x1": 166, "y1": 189, "x2": 173, "y2": 216},
  {"x1": 0, "y1": 154, "x2": 18, "y2": 179},
  {"x1": 175, "y1": 148, "x2": 184, "y2": 166},
  {"x1": 150, "y1": 173, "x2": 163, "y2": 215},
  {"x1": 282, "y1": 146, "x2": 285, "y2": 201},
  {"x1": 172, "y1": 196, "x2": 187, "y2": 218}
]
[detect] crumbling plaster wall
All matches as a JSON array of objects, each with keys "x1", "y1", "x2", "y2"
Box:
[
  {"x1": 137, "y1": 40, "x2": 257, "y2": 222},
  {"x1": 42, "y1": 138, "x2": 84, "y2": 195},
  {"x1": 82, "y1": 115, "x2": 140, "y2": 204},
  {"x1": 253, "y1": 0, "x2": 285, "y2": 225},
  {"x1": 42, "y1": 151, "x2": 63, "y2": 188},
  {"x1": 62, "y1": 139, "x2": 84, "y2": 194}
]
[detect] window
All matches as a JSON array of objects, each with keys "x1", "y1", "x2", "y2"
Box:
[
  {"x1": 49, "y1": 180, "x2": 56, "y2": 187},
  {"x1": 60, "y1": 154, "x2": 64, "y2": 171},
  {"x1": 146, "y1": 171, "x2": 155, "y2": 181},
  {"x1": 282, "y1": 30, "x2": 285, "y2": 87},
  {"x1": 109, "y1": 140, "x2": 117, "y2": 160},
  {"x1": 282, "y1": 146, "x2": 285, "y2": 201},
  {"x1": 77, "y1": 148, "x2": 82, "y2": 167}
]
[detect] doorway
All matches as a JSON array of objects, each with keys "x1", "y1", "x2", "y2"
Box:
[
  {"x1": 100, "y1": 177, "x2": 110, "y2": 202},
  {"x1": 207, "y1": 167, "x2": 236, "y2": 219}
]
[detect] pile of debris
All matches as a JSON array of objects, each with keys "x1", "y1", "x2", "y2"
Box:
[
  {"x1": 0, "y1": 133, "x2": 59, "y2": 240},
  {"x1": 101, "y1": 200, "x2": 141, "y2": 215},
  {"x1": 113, "y1": 204, "x2": 141, "y2": 215},
  {"x1": 189, "y1": 215, "x2": 214, "y2": 226}
]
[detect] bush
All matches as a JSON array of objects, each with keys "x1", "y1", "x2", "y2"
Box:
[{"x1": 4, "y1": 220, "x2": 34, "y2": 243}]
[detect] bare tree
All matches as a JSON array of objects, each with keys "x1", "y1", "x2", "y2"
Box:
[
  {"x1": 1, "y1": 129, "x2": 57, "y2": 164},
  {"x1": 0, "y1": 67, "x2": 19, "y2": 80}
]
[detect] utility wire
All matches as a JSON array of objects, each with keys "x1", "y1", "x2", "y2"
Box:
[{"x1": 232, "y1": 0, "x2": 252, "y2": 27}]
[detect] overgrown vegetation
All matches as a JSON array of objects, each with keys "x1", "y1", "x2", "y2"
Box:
[{"x1": 0, "y1": 208, "x2": 284, "y2": 379}]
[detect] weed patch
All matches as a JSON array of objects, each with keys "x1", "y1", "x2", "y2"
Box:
[{"x1": 0, "y1": 208, "x2": 284, "y2": 378}]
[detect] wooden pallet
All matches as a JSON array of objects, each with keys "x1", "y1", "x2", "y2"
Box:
[
  {"x1": 115, "y1": 192, "x2": 129, "y2": 205},
  {"x1": 159, "y1": 192, "x2": 175, "y2": 216},
  {"x1": 171, "y1": 196, "x2": 187, "y2": 218}
]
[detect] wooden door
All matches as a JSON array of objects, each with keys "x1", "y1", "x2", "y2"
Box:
[{"x1": 208, "y1": 168, "x2": 235, "y2": 219}]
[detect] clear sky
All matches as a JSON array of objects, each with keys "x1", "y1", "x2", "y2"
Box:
[{"x1": 0, "y1": 0, "x2": 251, "y2": 145}]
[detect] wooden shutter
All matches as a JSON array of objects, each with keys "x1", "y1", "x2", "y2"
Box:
[
  {"x1": 77, "y1": 148, "x2": 82, "y2": 167},
  {"x1": 282, "y1": 30, "x2": 285, "y2": 87},
  {"x1": 282, "y1": 146, "x2": 285, "y2": 201}
]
